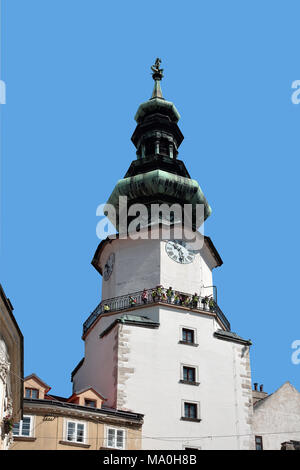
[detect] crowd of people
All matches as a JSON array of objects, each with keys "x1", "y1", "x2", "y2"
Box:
[{"x1": 102, "y1": 286, "x2": 215, "y2": 313}]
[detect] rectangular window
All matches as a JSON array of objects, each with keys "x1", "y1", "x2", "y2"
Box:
[
  {"x1": 184, "y1": 402, "x2": 197, "y2": 419},
  {"x1": 66, "y1": 421, "x2": 85, "y2": 443},
  {"x1": 13, "y1": 416, "x2": 33, "y2": 437},
  {"x1": 85, "y1": 399, "x2": 96, "y2": 408},
  {"x1": 25, "y1": 388, "x2": 39, "y2": 399},
  {"x1": 255, "y1": 435, "x2": 263, "y2": 450},
  {"x1": 183, "y1": 366, "x2": 196, "y2": 382},
  {"x1": 182, "y1": 328, "x2": 194, "y2": 344},
  {"x1": 106, "y1": 427, "x2": 125, "y2": 449}
]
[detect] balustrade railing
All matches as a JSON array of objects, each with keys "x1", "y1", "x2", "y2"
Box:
[{"x1": 83, "y1": 287, "x2": 230, "y2": 335}]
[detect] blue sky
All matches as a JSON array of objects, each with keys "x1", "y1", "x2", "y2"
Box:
[{"x1": 1, "y1": 0, "x2": 300, "y2": 397}]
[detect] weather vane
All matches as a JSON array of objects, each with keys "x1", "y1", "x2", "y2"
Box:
[{"x1": 151, "y1": 58, "x2": 164, "y2": 81}]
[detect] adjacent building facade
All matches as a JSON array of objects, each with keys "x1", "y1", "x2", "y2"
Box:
[
  {"x1": 0, "y1": 284, "x2": 24, "y2": 450},
  {"x1": 11, "y1": 374, "x2": 143, "y2": 450},
  {"x1": 252, "y1": 382, "x2": 300, "y2": 450}
]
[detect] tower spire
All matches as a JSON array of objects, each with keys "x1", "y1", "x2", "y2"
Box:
[{"x1": 150, "y1": 58, "x2": 164, "y2": 99}]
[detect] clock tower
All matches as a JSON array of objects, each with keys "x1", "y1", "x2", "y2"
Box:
[{"x1": 72, "y1": 60, "x2": 254, "y2": 450}]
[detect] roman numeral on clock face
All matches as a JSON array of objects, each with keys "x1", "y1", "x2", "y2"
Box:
[{"x1": 165, "y1": 241, "x2": 195, "y2": 264}]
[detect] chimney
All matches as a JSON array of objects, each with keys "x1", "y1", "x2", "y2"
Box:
[
  {"x1": 254, "y1": 383, "x2": 258, "y2": 391},
  {"x1": 260, "y1": 384, "x2": 264, "y2": 392}
]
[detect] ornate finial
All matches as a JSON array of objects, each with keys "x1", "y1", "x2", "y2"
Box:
[{"x1": 151, "y1": 58, "x2": 164, "y2": 81}]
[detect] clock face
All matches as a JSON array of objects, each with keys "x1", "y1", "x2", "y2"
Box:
[
  {"x1": 165, "y1": 240, "x2": 195, "y2": 264},
  {"x1": 103, "y1": 253, "x2": 115, "y2": 281}
]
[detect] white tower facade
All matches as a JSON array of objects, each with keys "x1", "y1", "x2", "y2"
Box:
[{"x1": 72, "y1": 62, "x2": 254, "y2": 450}]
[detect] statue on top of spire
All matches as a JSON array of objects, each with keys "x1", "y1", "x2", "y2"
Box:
[{"x1": 151, "y1": 58, "x2": 164, "y2": 81}]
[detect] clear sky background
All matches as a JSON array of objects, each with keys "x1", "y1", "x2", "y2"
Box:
[{"x1": 1, "y1": 0, "x2": 300, "y2": 397}]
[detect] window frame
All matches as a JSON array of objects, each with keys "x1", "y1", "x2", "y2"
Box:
[
  {"x1": 64, "y1": 419, "x2": 87, "y2": 445},
  {"x1": 105, "y1": 426, "x2": 126, "y2": 450},
  {"x1": 25, "y1": 387, "x2": 39, "y2": 399},
  {"x1": 180, "y1": 363, "x2": 199, "y2": 386},
  {"x1": 12, "y1": 415, "x2": 34, "y2": 437},
  {"x1": 255, "y1": 435, "x2": 263, "y2": 451},
  {"x1": 84, "y1": 399, "x2": 97, "y2": 408},
  {"x1": 183, "y1": 366, "x2": 195, "y2": 381},
  {"x1": 179, "y1": 326, "x2": 198, "y2": 346},
  {"x1": 181, "y1": 400, "x2": 201, "y2": 422}
]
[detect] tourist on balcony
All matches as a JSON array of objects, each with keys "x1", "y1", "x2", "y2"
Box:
[
  {"x1": 209, "y1": 298, "x2": 215, "y2": 311},
  {"x1": 192, "y1": 293, "x2": 199, "y2": 309},
  {"x1": 174, "y1": 293, "x2": 180, "y2": 305},
  {"x1": 166, "y1": 287, "x2": 174, "y2": 303},
  {"x1": 184, "y1": 296, "x2": 191, "y2": 307},
  {"x1": 151, "y1": 289, "x2": 157, "y2": 302},
  {"x1": 156, "y1": 285, "x2": 163, "y2": 299},
  {"x1": 202, "y1": 296, "x2": 209, "y2": 309},
  {"x1": 103, "y1": 304, "x2": 110, "y2": 312},
  {"x1": 142, "y1": 289, "x2": 148, "y2": 304}
]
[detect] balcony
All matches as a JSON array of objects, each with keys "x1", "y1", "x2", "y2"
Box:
[{"x1": 82, "y1": 287, "x2": 230, "y2": 336}]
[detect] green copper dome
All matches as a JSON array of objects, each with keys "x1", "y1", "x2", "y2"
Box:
[
  {"x1": 134, "y1": 97, "x2": 180, "y2": 124},
  {"x1": 104, "y1": 59, "x2": 212, "y2": 231}
]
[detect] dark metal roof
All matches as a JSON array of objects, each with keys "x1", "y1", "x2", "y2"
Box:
[
  {"x1": 204, "y1": 236, "x2": 223, "y2": 267},
  {"x1": 214, "y1": 329, "x2": 252, "y2": 346},
  {"x1": 23, "y1": 398, "x2": 144, "y2": 422}
]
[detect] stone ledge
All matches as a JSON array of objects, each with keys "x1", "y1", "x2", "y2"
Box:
[
  {"x1": 179, "y1": 380, "x2": 200, "y2": 386},
  {"x1": 59, "y1": 440, "x2": 90, "y2": 448},
  {"x1": 180, "y1": 417, "x2": 201, "y2": 423},
  {"x1": 13, "y1": 436, "x2": 36, "y2": 442},
  {"x1": 178, "y1": 341, "x2": 199, "y2": 347}
]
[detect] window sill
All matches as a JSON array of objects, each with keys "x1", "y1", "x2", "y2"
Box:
[
  {"x1": 59, "y1": 440, "x2": 90, "y2": 448},
  {"x1": 178, "y1": 341, "x2": 199, "y2": 347},
  {"x1": 179, "y1": 380, "x2": 200, "y2": 386},
  {"x1": 100, "y1": 446, "x2": 125, "y2": 450},
  {"x1": 13, "y1": 436, "x2": 36, "y2": 442},
  {"x1": 181, "y1": 417, "x2": 201, "y2": 423}
]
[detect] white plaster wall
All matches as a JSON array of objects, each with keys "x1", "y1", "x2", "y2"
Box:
[
  {"x1": 73, "y1": 312, "x2": 123, "y2": 406},
  {"x1": 252, "y1": 382, "x2": 300, "y2": 450},
  {"x1": 118, "y1": 307, "x2": 253, "y2": 450},
  {"x1": 160, "y1": 240, "x2": 213, "y2": 297},
  {"x1": 73, "y1": 307, "x2": 160, "y2": 404},
  {"x1": 99, "y1": 236, "x2": 215, "y2": 301},
  {"x1": 74, "y1": 303, "x2": 253, "y2": 449},
  {"x1": 100, "y1": 238, "x2": 161, "y2": 300},
  {"x1": 76, "y1": 306, "x2": 251, "y2": 449}
]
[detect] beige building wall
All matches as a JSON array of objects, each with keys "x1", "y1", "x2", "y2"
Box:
[
  {"x1": 23, "y1": 378, "x2": 48, "y2": 399},
  {"x1": 11, "y1": 408, "x2": 142, "y2": 450}
]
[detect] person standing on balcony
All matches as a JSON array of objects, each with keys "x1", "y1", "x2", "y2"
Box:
[
  {"x1": 192, "y1": 293, "x2": 199, "y2": 309},
  {"x1": 174, "y1": 293, "x2": 180, "y2": 305},
  {"x1": 156, "y1": 285, "x2": 163, "y2": 300},
  {"x1": 142, "y1": 289, "x2": 148, "y2": 304},
  {"x1": 151, "y1": 289, "x2": 157, "y2": 302},
  {"x1": 167, "y1": 287, "x2": 174, "y2": 303}
]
